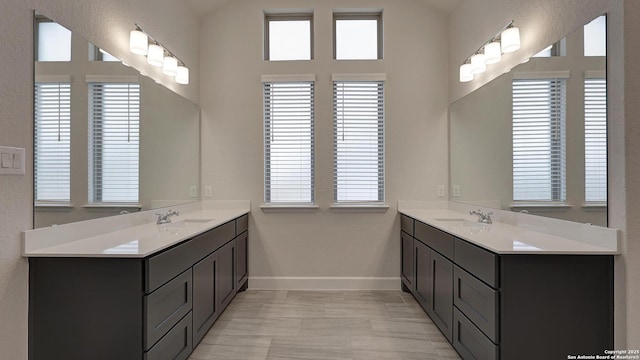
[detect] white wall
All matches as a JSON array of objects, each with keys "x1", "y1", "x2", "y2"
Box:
[
  {"x1": 448, "y1": 0, "x2": 635, "y2": 347},
  {"x1": 200, "y1": 0, "x2": 450, "y2": 289},
  {"x1": 0, "y1": 0, "x2": 199, "y2": 357}
]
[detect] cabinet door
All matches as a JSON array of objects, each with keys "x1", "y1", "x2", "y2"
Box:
[
  {"x1": 414, "y1": 240, "x2": 432, "y2": 310},
  {"x1": 236, "y1": 232, "x2": 248, "y2": 289},
  {"x1": 401, "y1": 232, "x2": 414, "y2": 290},
  {"x1": 218, "y1": 240, "x2": 237, "y2": 311},
  {"x1": 431, "y1": 250, "x2": 454, "y2": 342},
  {"x1": 192, "y1": 251, "x2": 219, "y2": 346}
]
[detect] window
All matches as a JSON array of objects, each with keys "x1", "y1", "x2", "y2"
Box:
[
  {"x1": 265, "y1": 14, "x2": 313, "y2": 61},
  {"x1": 263, "y1": 79, "x2": 315, "y2": 204},
  {"x1": 334, "y1": 13, "x2": 382, "y2": 60},
  {"x1": 36, "y1": 17, "x2": 72, "y2": 62},
  {"x1": 584, "y1": 15, "x2": 606, "y2": 57},
  {"x1": 89, "y1": 43, "x2": 119, "y2": 62},
  {"x1": 88, "y1": 82, "x2": 140, "y2": 203},
  {"x1": 584, "y1": 77, "x2": 607, "y2": 203},
  {"x1": 512, "y1": 77, "x2": 567, "y2": 202},
  {"x1": 34, "y1": 81, "x2": 71, "y2": 202},
  {"x1": 333, "y1": 79, "x2": 385, "y2": 203}
]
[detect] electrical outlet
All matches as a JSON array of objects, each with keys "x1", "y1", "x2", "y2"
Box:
[
  {"x1": 204, "y1": 185, "x2": 212, "y2": 198},
  {"x1": 437, "y1": 185, "x2": 445, "y2": 198},
  {"x1": 190, "y1": 185, "x2": 198, "y2": 197},
  {"x1": 452, "y1": 185, "x2": 461, "y2": 198}
]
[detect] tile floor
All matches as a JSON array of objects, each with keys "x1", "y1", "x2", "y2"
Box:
[{"x1": 188, "y1": 290, "x2": 461, "y2": 360}]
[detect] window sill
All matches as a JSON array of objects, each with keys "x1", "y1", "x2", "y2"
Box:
[
  {"x1": 510, "y1": 202, "x2": 573, "y2": 210},
  {"x1": 83, "y1": 203, "x2": 141, "y2": 209},
  {"x1": 582, "y1": 202, "x2": 607, "y2": 209},
  {"x1": 35, "y1": 202, "x2": 74, "y2": 209},
  {"x1": 260, "y1": 204, "x2": 319, "y2": 213},
  {"x1": 330, "y1": 204, "x2": 389, "y2": 213}
]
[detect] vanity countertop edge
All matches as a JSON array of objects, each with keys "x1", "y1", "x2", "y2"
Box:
[
  {"x1": 399, "y1": 206, "x2": 618, "y2": 255},
  {"x1": 23, "y1": 201, "x2": 250, "y2": 258}
]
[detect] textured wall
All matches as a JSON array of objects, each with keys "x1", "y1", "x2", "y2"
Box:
[
  {"x1": 199, "y1": 0, "x2": 450, "y2": 289},
  {"x1": 0, "y1": 0, "x2": 199, "y2": 357},
  {"x1": 449, "y1": 0, "x2": 633, "y2": 348}
]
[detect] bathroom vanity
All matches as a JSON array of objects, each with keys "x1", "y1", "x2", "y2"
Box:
[
  {"x1": 24, "y1": 205, "x2": 249, "y2": 360},
  {"x1": 399, "y1": 205, "x2": 617, "y2": 360}
]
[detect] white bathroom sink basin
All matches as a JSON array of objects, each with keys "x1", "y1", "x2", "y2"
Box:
[
  {"x1": 434, "y1": 218, "x2": 486, "y2": 228},
  {"x1": 160, "y1": 218, "x2": 214, "y2": 229}
]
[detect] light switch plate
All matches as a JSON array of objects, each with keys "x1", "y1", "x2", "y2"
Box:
[
  {"x1": 204, "y1": 186, "x2": 212, "y2": 198},
  {"x1": 437, "y1": 185, "x2": 445, "y2": 198},
  {"x1": 452, "y1": 185, "x2": 461, "y2": 198},
  {"x1": 190, "y1": 185, "x2": 198, "y2": 197},
  {"x1": 0, "y1": 146, "x2": 25, "y2": 175}
]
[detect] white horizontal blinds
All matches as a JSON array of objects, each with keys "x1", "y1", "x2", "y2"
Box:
[
  {"x1": 88, "y1": 83, "x2": 140, "y2": 203},
  {"x1": 263, "y1": 81, "x2": 315, "y2": 204},
  {"x1": 512, "y1": 78, "x2": 566, "y2": 202},
  {"x1": 585, "y1": 78, "x2": 607, "y2": 202},
  {"x1": 34, "y1": 82, "x2": 71, "y2": 202},
  {"x1": 333, "y1": 81, "x2": 384, "y2": 203}
]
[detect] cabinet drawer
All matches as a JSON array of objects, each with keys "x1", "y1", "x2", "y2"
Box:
[
  {"x1": 455, "y1": 238, "x2": 498, "y2": 287},
  {"x1": 146, "y1": 240, "x2": 193, "y2": 293},
  {"x1": 145, "y1": 269, "x2": 193, "y2": 350},
  {"x1": 453, "y1": 308, "x2": 498, "y2": 360},
  {"x1": 454, "y1": 266, "x2": 499, "y2": 343},
  {"x1": 415, "y1": 221, "x2": 454, "y2": 259},
  {"x1": 236, "y1": 214, "x2": 248, "y2": 235},
  {"x1": 401, "y1": 214, "x2": 414, "y2": 236},
  {"x1": 145, "y1": 312, "x2": 193, "y2": 360},
  {"x1": 190, "y1": 221, "x2": 235, "y2": 264}
]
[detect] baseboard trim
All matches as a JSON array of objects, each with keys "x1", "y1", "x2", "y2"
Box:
[{"x1": 247, "y1": 276, "x2": 401, "y2": 290}]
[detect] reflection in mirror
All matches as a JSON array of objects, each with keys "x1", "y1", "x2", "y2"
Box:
[
  {"x1": 34, "y1": 14, "x2": 200, "y2": 228},
  {"x1": 450, "y1": 15, "x2": 607, "y2": 226}
]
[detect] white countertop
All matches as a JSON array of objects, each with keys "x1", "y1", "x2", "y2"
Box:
[
  {"x1": 23, "y1": 202, "x2": 249, "y2": 258},
  {"x1": 399, "y1": 206, "x2": 618, "y2": 255}
]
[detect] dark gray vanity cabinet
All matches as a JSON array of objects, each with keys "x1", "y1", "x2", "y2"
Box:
[
  {"x1": 29, "y1": 214, "x2": 249, "y2": 360},
  {"x1": 400, "y1": 214, "x2": 614, "y2": 360}
]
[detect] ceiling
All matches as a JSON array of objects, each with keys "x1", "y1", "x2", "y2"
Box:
[{"x1": 184, "y1": 0, "x2": 461, "y2": 18}]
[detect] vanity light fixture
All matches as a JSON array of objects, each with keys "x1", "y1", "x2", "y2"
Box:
[
  {"x1": 458, "y1": 21, "x2": 521, "y2": 83},
  {"x1": 128, "y1": 24, "x2": 190, "y2": 85}
]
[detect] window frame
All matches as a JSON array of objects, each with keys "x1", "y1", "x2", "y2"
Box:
[
  {"x1": 262, "y1": 76, "x2": 316, "y2": 206},
  {"x1": 264, "y1": 13, "x2": 314, "y2": 61},
  {"x1": 333, "y1": 12, "x2": 383, "y2": 60},
  {"x1": 332, "y1": 75, "x2": 386, "y2": 205}
]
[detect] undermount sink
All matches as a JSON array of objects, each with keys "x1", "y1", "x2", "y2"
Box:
[
  {"x1": 434, "y1": 218, "x2": 487, "y2": 229},
  {"x1": 160, "y1": 218, "x2": 214, "y2": 229}
]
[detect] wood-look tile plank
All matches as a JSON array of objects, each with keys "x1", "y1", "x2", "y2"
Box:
[
  {"x1": 324, "y1": 303, "x2": 392, "y2": 320},
  {"x1": 267, "y1": 336, "x2": 353, "y2": 360},
  {"x1": 298, "y1": 318, "x2": 373, "y2": 337}
]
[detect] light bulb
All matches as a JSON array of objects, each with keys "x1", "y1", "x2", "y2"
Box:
[
  {"x1": 129, "y1": 30, "x2": 148, "y2": 55},
  {"x1": 470, "y1": 53, "x2": 486, "y2": 74},
  {"x1": 484, "y1": 41, "x2": 502, "y2": 64},
  {"x1": 459, "y1": 64, "x2": 474, "y2": 82},
  {"x1": 501, "y1": 27, "x2": 521, "y2": 53},
  {"x1": 162, "y1": 56, "x2": 178, "y2": 76},
  {"x1": 147, "y1": 44, "x2": 164, "y2": 67},
  {"x1": 175, "y1": 66, "x2": 189, "y2": 85}
]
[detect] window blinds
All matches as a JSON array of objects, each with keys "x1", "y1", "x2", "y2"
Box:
[
  {"x1": 263, "y1": 81, "x2": 315, "y2": 204},
  {"x1": 88, "y1": 83, "x2": 140, "y2": 203},
  {"x1": 34, "y1": 82, "x2": 71, "y2": 202},
  {"x1": 512, "y1": 78, "x2": 566, "y2": 202},
  {"x1": 333, "y1": 81, "x2": 385, "y2": 203},
  {"x1": 584, "y1": 78, "x2": 607, "y2": 202}
]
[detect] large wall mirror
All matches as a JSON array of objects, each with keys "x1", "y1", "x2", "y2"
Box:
[
  {"x1": 34, "y1": 13, "x2": 200, "y2": 228},
  {"x1": 450, "y1": 15, "x2": 607, "y2": 226}
]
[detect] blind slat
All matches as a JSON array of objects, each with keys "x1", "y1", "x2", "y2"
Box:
[
  {"x1": 512, "y1": 78, "x2": 566, "y2": 202},
  {"x1": 35, "y1": 82, "x2": 71, "y2": 202},
  {"x1": 585, "y1": 78, "x2": 607, "y2": 202},
  {"x1": 89, "y1": 83, "x2": 140, "y2": 203},
  {"x1": 263, "y1": 81, "x2": 315, "y2": 204},
  {"x1": 333, "y1": 81, "x2": 385, "y2": 203}
]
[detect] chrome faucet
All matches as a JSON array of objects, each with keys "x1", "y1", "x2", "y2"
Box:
[
  {"x1": 469, "y1": 209, "x2": 493, "y2": 224},
  {"x1": 156, "y1": 209, "x2": 180, "y2": 224}
]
